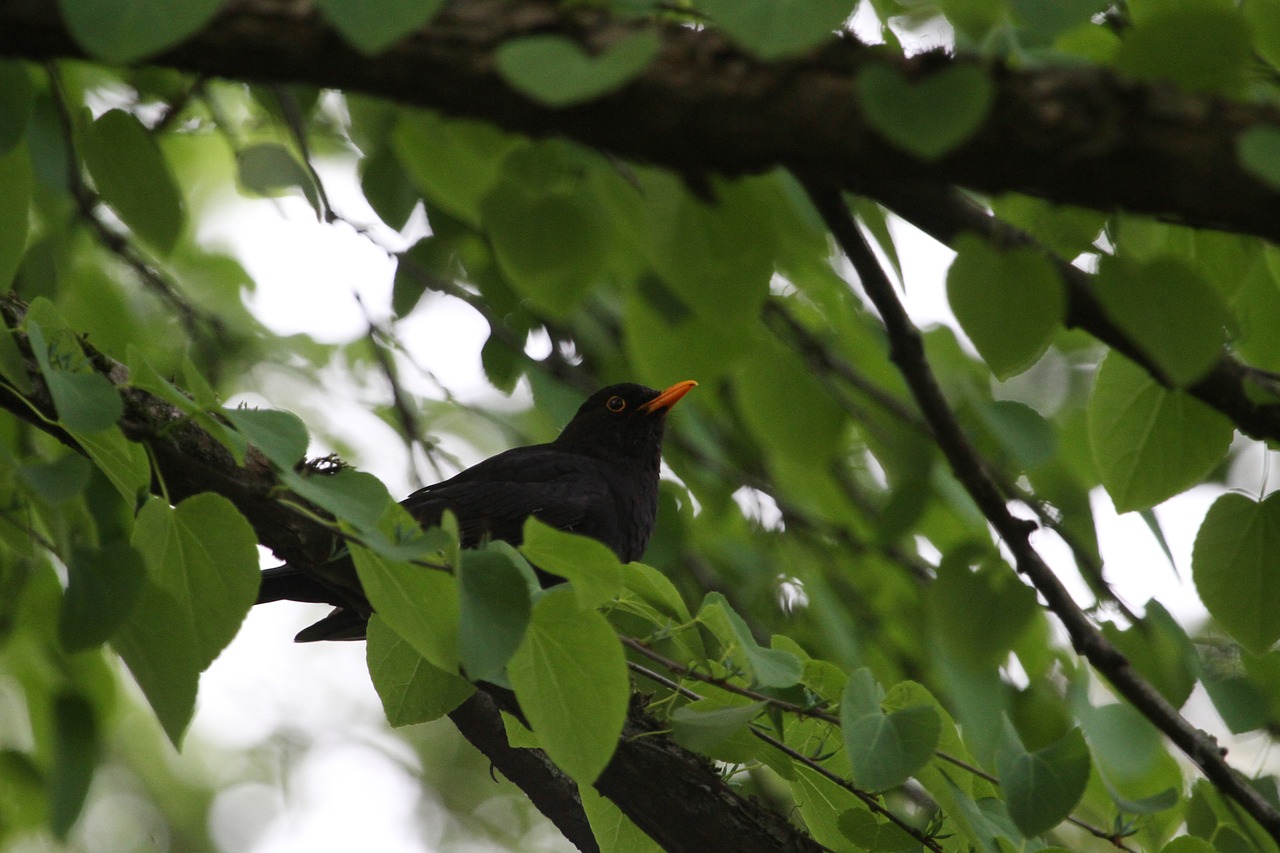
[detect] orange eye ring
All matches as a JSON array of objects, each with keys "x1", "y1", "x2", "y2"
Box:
[{"x1": 606, "y1": 395, "x2": 626, "y2": 412}]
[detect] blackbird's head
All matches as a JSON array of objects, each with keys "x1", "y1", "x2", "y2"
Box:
[{"x1": 554, "y1": 380, "x2": 697, "y2": 462}]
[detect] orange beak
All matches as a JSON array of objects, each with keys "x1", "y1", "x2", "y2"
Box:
[{"x1": 640, "y1": 380, "x2": 698, "y2": 414}]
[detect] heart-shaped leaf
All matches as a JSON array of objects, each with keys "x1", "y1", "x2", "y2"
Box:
[
  {"x1": 1193, "y1": 492, "x2": 1280, "y2": 655},
  {"x1": 859, "y1": 65, "x2": 994, "y2": 161},
  {"x1": 495, "y1": 33, "x2": 659, "y2": 108}
]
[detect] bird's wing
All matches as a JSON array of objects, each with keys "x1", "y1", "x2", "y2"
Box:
[{"x1": 399, "y1": 447, "x2": 609, "y2": 547}]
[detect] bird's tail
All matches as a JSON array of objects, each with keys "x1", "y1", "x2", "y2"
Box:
[{"x1": 256, "y1": 565, "x2": 371, "y2": 642}]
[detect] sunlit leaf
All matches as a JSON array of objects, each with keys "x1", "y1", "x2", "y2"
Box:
[
  {"x1": 366, "y1": 616, "x2": 474, "y2": 726},
  {"x1": 508, "y1": 587, "x2": 628, "y2": 784}
]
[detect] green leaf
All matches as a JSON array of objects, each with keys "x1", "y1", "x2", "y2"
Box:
[
  {"x1": 59, "y1": 541, "x2": 146, "y2": 653},
  {"x1": 131, "y1": 494, "x2": 260, "y2": 664},
  {"x1": 842, "y1": 669, "x2": 941, "y2": 791},
  {"x1": 973, "y1": 400, "x2": 1056, "y2": 471},
  {"x1": 1093, "y1": 255, "x2": 1228, "y2": 387},
  {"x1": 1245, "y1": 0, "x2": 1280, "y2": 71},
  {"x1": 1088, "y1": 353, "x2": 1233, "y2": 512},
  {"x1": 82, "y1": 110, "x2": 185, "y2": 255},
  {"x1": 58, "y1": 0, "x2": 222, "y2": 62},
  {"x1": 72, "y1": 426, "x2": 150, "y2": 504},
  {"x1": 946, "y1": 234, "x2": 1064, "y2": 379},
  {"x1": 222, "y1": 407, "x2": 310, "y2": 469},
  {"x1": 495, "y1": 33, "x2": 660, "y2": 107},
  {"x1": 236, "y1": 142, "x2": 321, "y2": 215},
  {"x1": 112, "y1": 579, "x2": 201, "y2": 744},
  {"x1": 285, "y1": 468, "x2": 396, "y2": 532},
  {"x1": 837, "y1": 807, "x2": 921, "y2": 852},
  {"x1": 480, "y1": 185, "x2": 608, "y2": 317},
  {"x1": 1193, "y1": 492, "x2": 1280, "y2": 655},
  {"x1": 50, "y1": 693, "x2": 98, "y2": 839},
  {"x1": 1238, "y1": 127, "x2": 1280, "y2": 191},
  {"x1": 350, "y1": 542, "x2": 460, "y2": 671},
  {"x1": 366, "y1": 616, "x2": 474, "y2": 726},
  {"x1": 26, "y1": 321, "x2": 123, "y2": 434},
  {"x1": 508, "y1": 587, "x2": 629, "y2": 784},
  {"x1": 859, "y1": 65, "x2": 995, "y2": 161},
  {"x1": 17, "y1": 453, "x2": 91, "y2": 505},
  {"x1": 578, "y1": 782, "x2": 662, "y2": 853},
  {"x1": 700, "y1": 0, "x2": 855, "y2": 59},
  {"x1": 457, "y1": 548, "x2": 533, "y2": 682},
  {"x1": 1116, "y1": 9, "x2": 1251, "y2": 94},
  {"x1": 0, "y1": 142, "x2": 31, "y2": 289},
  {"x1": 1099, "y1": 601, "x2": 1197, "y2": 708},
  {"x1": 927, "y1": 555, "x2": 1037, "y2": 670},
  {"x1": 733, "y1": 340, "x2": 846, "y2": 465},
  {"x1": 315, "y1": 0, "x2": 444, "y2": 54},
  {"x1": 699, "y1": 593, "x2": 804, "y2": 688},
  {"x1": 0, "y1": 61, "x2": 34, "y2": 154},
  {"x1": 393, "y1": 111, "x2": 521, "y2": 226},
  {"x1": 519, "y1": 517, "x2": 623, "y2": 609},
  {"x1": 996, "y1": 721, "x2": 1091, "y2": 838},
  {"x1": 671, "y1": 701, "x2": 765, "y2": 752}
]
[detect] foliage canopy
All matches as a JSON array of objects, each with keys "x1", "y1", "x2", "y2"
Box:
[{"x1": 3, "y1": 0, "x2": 1280, "y2": 851}]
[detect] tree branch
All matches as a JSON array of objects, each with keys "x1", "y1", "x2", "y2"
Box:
[
  {"x1": 0, "y1": 293, "x2": 822, "y2": 853},
  {"x1": 797, "y1": 179, "x2": 1280, "y2": 844},
  {"x1": 1, "y1": 0, "x2": 1279, "y2": 240}
]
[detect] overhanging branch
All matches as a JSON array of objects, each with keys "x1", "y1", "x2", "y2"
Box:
[{"x1": 0, "y1": 0, "x2": 1279, "y2": 241}]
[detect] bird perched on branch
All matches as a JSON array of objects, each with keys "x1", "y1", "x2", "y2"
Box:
[{"x1": 257, "y1": 380, "x2": 697, "y2": 641}]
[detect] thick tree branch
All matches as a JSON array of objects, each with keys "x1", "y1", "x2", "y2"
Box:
[
  {"x1": 0, "y1": 294, "x2": 822, "y2": 853},
  {"x1": 1, "y1": 0, "x2": 1279, "y2": 240},
  {"x1": 798, "y1": 179, "x2": 1280, "y2": 844}
]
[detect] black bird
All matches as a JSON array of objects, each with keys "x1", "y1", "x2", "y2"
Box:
[{"x1": 257, "y1": 380, "x2": 697, "y2": 641}]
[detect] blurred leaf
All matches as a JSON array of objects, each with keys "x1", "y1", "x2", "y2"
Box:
[
  {"x1": 316, "y1": 0, "x2": 444, "y2": 54},
  {"x1": 734, "y1": 340, "x2": 845, "y2": 465},
  {"x1": 58, "y1": 0, "x2": 222, "y2": 62},
  {"x1": 509, "y1": 587, "x2": 629, "y2": 784},
  {"x1": 995, "y1": 720, "x2": 1090, "y2": 838},
  {"x1": 480, "y1": 185, "x2": 608, "y2": 316},
  {"x1": 859, "y1": 65, "x2": 994, "y2": 161},
  {"x1": 50, "y1": 693, "x2": 97, "y2": 839},
  {"x1": 1116, "y1": 9, "x2": 1251, "y2": 94},
  {"x1": 972, "y1": 400, "x2": 1056, "y2": 471},
  {"x1": 17, "y1": 453, "x2": 91, "y2": 505},
  {"x1": 1193, "y1": 492, "x2": 1280, "y2": 655},
  {"x1": 0, "y1": 61, "x2": 33, "y2": 154},
  {"x1": 495, "y1": 33, "x2": 659, "y2": 107},
  {"x1": 842, "y1": 669, "x2": 941, "y2": 791},
  {"x1": 366, "y1": 616, "x2": 474, "y2": 726},
  {"x1": 1245, "y1": 0, "x2": 1280, "y2": 70},
  {"x1": 457, "y1": 548, "x2": 532, "y2": 682},
  {"x1": 1088, "y1": 352, "x2": 1233, "y2": 512},
  {"x1": 0, "y1": 142, "x2": 31, "y2": 289},
  {"x1": 1100, "y1": 601, "x2": 1197, "y2": 708},
  {"x1": 700, "y1": 0, "x2": 856, "y2": 59},
  {"x1": 394, "y1": 111, "x2": 522, "y2": 226},
  {"x1": 236, "y1": 142, "x2": 321, "y2": 215},
  {"x1": 928, "y1": 556, "x2": 1037, "y2": 669},
  {"x1": 1239, "y1": 127, "x2": 1280, "y2": 191},
  {"x1": 520, "y1": 517, "x2": 623, "y2": 608},
  {"x1": 361, "y1": 146, "x2": 420, "y2": 231},
  {"x1": 82, "y1": 109, "x2": 185, "y2": 255},
  {"x1": 946, "y1": 234, "x2": 1064, "y2": 379},
  {"x1": 1093, "y1": 255, "x2": 1228, "y2": 387}
]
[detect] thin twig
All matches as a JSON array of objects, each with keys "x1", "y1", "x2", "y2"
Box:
[{"x1": 799, "y1": 177, "x2": 1280, "y2": 843}]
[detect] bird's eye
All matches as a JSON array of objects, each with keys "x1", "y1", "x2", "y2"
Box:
[{"x1": 606, "y1": 395, "x2": 626, "y2": 412}]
